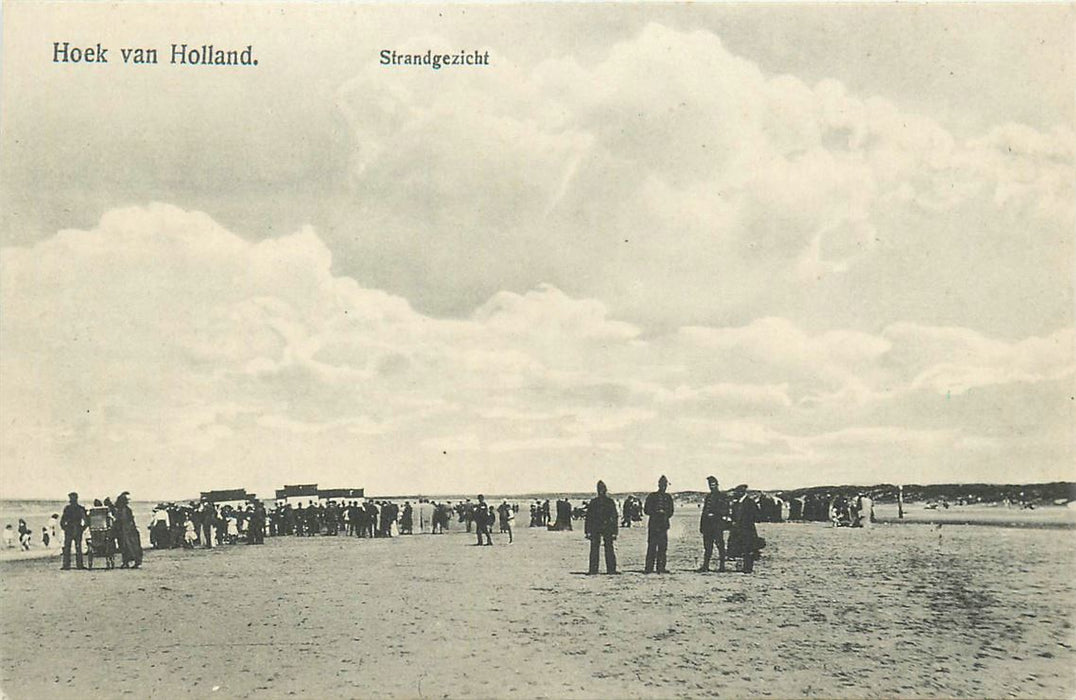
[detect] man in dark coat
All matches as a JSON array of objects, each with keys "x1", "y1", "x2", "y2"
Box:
[
  {"x1": 643, "y1": 475, "x2": 674, "y2": 573},
  {"x1": 60, "y1": 492, "x2": 87, "y2": 570},
  {"x1": 474, "y1": 495, "x2": 492, "y2": 545},
  {"x1": 378, "y1": 501, "x2": 391, "y2": 537},
  {"x1": 698, "y1": 476, "x2": 730, "y2": 572},
  {"x1": 248, "y1": 502, "x2": 266, "y2": 544},
  {"x1": 584, "y1": 481, "x2": 619, "y2": 574},
  {"x1": 364, "y1": 501, "x2": 378, "y2": 538},
  {"x1": 295, "y1": 503, "x2": 307, "y2": 536},
  {"x1": 729, "y1": 484, "x2": 762, "y2": 574},
  {"x1": 462, "y1": 500, "x2": 474, "y2": 533}
]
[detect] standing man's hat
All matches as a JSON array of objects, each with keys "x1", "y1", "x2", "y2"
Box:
[
  {"x1": 706, "y1": 475, "x2": 718, "y2": 484},
  {"x1": 732, "y1": 483, "x2": 749, "y2": 492},
  {"x1": 68, "y1": 491, "x2": 78, "y2": 499}
]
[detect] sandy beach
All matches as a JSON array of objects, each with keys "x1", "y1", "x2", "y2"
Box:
[{"x1": 1, "y1": 516, "x2": 1074, "y2": 699}]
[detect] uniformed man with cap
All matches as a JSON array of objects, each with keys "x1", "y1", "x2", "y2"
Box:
[
  {"x1": 643, "y1": 475, "x2": 674, "y2": 573},
  {"x1": 60, "y1": 492, "x2": 87, "y2": 570},
  {"x1": 584, "y1": 480, "x2": 619, "y2": 574},
  {"x1": 698, "y1": 475, "x2": 730, "y2": 572}
]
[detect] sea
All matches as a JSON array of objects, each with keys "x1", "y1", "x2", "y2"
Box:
[{"x1": 0, "y1": 499, "x2": 159, "y2": 549}]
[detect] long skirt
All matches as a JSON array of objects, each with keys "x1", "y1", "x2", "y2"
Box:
[{"x1": 117, "y1": 524, "x2": 143, "y2": 566}]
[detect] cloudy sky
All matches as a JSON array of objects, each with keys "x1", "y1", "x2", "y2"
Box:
[{"x1": 1, "y1": 3, "x2": 1073, "y2": 499}]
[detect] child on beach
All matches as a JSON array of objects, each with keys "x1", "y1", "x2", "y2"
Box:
[
  {"x1": 184, "y1": 517, "x2": 197, "y2": 548},
  {"x1": 41, "y1": 526, "x2": 50, "y2": 548},
  {"x1": 3, "y1": 524, "x2": 14, "y2": 548},
  {"x1": 48, "y1": 513, "x2": 60, "y2": 547},
  {"x1": 17, "y1": 519, "x2": 31, "y2": 550}
]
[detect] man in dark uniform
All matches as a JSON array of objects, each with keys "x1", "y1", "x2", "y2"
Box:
[
  {"x1": 729, "y1": 484, "x2": 761, "y2": 574},
  {"x1": 474, "y1": 495, "x2": 492, "y2": 545},
  {"x1": 356, "y1": 501, "x2": 369, "y2": 537},
  {"x1": 584, "y1": 480, "x2": 619, "y2": 575},
  {"x1": 386, "y1": 501, "x2": 399, "y2": 537},
  {"x1": 294, "y1": 503, "x2": 306, "y2": 536},
  {"x1": 643, "y1": 475, "x2": 674, "y2": 573},
  {"x1": 248, "y1": 501, "x2": 266, "y2": 544},
  {"x1": 364, "y1": 500, "x2": 378, "y2": 538},
  {"x1": 60, "y1": 492, "x2": 87, "y2": 570},
  {"x1": 198, "y1": 498, "x2": 218, "y2": 548},
  {"x1": 698, "y1": 476, "x2": 731, "y2": 572}
]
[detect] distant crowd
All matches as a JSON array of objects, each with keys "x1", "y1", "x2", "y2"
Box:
[
  {"x1": 140, "y1": 496, "x2": 525, "y2": 550},
  {"x1": 22, "y1": 480, "x2": 885, "y2": 575}
]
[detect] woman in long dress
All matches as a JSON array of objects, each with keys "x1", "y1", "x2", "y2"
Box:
[{"x1": 114, "y1": 492, "x2": 143, "y2": 569}]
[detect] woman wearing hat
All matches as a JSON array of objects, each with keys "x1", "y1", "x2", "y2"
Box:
[{"x1": 114, "y1": 492, "x2": 143, "y2": 569}]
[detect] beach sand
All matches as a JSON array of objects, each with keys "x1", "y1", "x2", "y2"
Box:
[{"x1": 1, "y1": 518, "x2": 1074, "y2": 698}]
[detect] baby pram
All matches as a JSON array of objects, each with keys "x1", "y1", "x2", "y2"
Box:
[{"x1": 86, "y1": 506, "x2": 116, "y2": 570}]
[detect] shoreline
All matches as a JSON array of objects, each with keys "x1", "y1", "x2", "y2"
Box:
[{"x1": 4, "y1": 510, "x2": 1074, "y2": 568}]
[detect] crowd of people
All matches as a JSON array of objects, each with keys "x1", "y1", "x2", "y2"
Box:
[
  {"x1": 22, "y1": 479, "x2": 880, "y2": 576},
  {"x1": 580, "y1": 475, "x2": 765, "y2": 576},
  {"x1": 50, "y1": 491, "x2": 143, "y2": 570},
  {"x1": 146, "y1": 498, "x2": 268, "y2": 550},
  {"x1": 140, "y1": 496, "x2": 528, "y2": 549},
  {"x1": 786, "y1": 492, "x2": 875, "y2": 527}
]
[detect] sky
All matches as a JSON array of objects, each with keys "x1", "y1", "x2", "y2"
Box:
[{"x1": 1, "y1": 3, "x2": 1073, "y2": 500}]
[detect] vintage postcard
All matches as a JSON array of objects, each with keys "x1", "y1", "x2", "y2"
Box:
[{"x1": 1, "y1": 2, "x2": 1073, "y2": 698}]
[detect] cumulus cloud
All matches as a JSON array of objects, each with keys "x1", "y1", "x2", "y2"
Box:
[
  {"x1": 330, "y1": 23, "x2": 1072, "y2": 337},
  {"x1": 2, "y1": 204, "x2": 1072, "y2": 497},
  {"x1": 2, "y1": 20, "x2": 1073, "y2": 497}
]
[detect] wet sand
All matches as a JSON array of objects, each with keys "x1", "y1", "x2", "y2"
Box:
[
  {"x1": 873, "y1": 503, "x2": 1076, "y2": 528},
  {"x1": 1, "y1": 519, "x2": 1074, "y2": 698}
]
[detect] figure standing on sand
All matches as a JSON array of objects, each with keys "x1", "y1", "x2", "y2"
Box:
[
  {"x1": 585, "y1": 480, "x2": 618, "y2": 575},
  {"x1": 60, "y1": 492, "x2": 87, "y2": 570},
  {"x1": 497, "y1": 500, "x2": 514, "y2": 543},
  {"x1": 474, "y1": 495, "x2": 492, "y2": 546},
  {"x1": 114, "y1": 492, "x2": 143, "y2": 569},
  {"x1": 48, "y1": 513, "x2": 60, "y2": 549},
  {"x1": 198, "y1": 498, "x2": 217, "y2": 548},
  {"x1": 644, "y1": 475, "x2": 674, "y2": 574},
  {"x1": 698, "y1": 476, "x2": 730, "y2": 573},
  {"x1": 727, "y1": 484, "x2": 763, "y2": 574},
  {"x1": 248, "y1": 501, "x2": 266, "y2": 544},
  {"x1": 852, "y1": 493, "x2": 874, "y2": 528},
  {"x1": 17, "y1": 519, "x2": 31, "y2": 550}
]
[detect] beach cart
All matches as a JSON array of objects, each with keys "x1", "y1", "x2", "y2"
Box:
[{"x1": 86, "y1": 506, "x2": 116, "y2": 570}]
